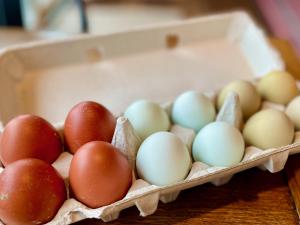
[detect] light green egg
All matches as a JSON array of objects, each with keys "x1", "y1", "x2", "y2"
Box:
[
  {"x1": 192, "y1": 121, "x2": 245, "y2": 167},
  {"x1": 172, "y1": 91, "x2": 216, "y2": 132},
  {"x1": 136, "y1": 132, "x2": 192, "y2": 186},
  {"x1": 124, "y1": 100, "x2": 170, "y2": 140}
]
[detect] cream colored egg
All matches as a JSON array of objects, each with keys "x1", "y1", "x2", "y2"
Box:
[
  {"x1": 243, "y1": 109, "x2": 294, "y2": 149},
  {"x1": 217, "y1": 80, "x2": 261, "y2": 119},
  {"x1": 258, "y1": 71, "x2": 298, "y2": 104},
  {"x1": 286, "y1": 96, "x2": 300, "y2": 130}
]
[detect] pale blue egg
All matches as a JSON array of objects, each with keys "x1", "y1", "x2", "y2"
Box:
[
  {"x1": 192, "y1": 121, "x2": 245, "y2": 167},
  {"x1": 124, "y1": 100, "x2": 170, "y2": 140},
  {"x1": 136, "y1": 132, "x2": 191, "y2": 186},
  {"x1": 172, "y1": 91, "x2": 216, "y2": 132}
]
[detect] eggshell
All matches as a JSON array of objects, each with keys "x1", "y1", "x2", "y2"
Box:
[
  {"x1": 217, "y1": 80, "x2": 261, "y2": 119},
  {"x1": 69, "y1": 141, "x2": 132, "y2": 208},
  {"x1": 192, "y1": 121, "x2": 245, "y2": 167},
  {"x1": 64, "y1": 101, "x2": 116, "y2": 154},
  {"x1": 258, "y1": 71, "x2": 298, "y2": 104},
  {"x1": 171, "y1": 91, "x2": 216, "y2": 132},
  {"x1": 286, "y1": 96, "x2": 300, "y2": 130},
  {"x1": 0, "y1": 115, "x2": 62, "y2": 166},
  {"x1": 243, "y1": 109, "x2": 294, "y2": 149},
  {"x1": 124, "y1": 100, "x2": 170, "y2": 140},
  {"x1": 0, "y1": 158, "x2": 67, "y2": 225},
  {"x1": 136, "y1": 132, "x2": 191, "y2": 186}
]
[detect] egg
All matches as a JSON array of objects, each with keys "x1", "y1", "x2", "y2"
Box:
[
  {"x1": 171, "y1": 91, "x2": 216, "y2": 132},
  {"x1": 69, "y1": 141, "x2": 132, "y2": 208},
  {"x1": 286, "y1": 96, "x2": 300, "y2": 130},
  {"x1": 218, "y1": 80, "x2": 261, "y2": 119},
  {"x1": 136, "y1": 132, "x2": 191, "y2": 186},
  {"x1": 0, "y1": 158, "x2": 67, "y2": 225},
  {"x1": 64, "y1": 101, "x2": 116, "y2": 154},
  {"x1": 192, "y1": 121, "x2": 244, "y2": 167},
  {"x1": 124, "y1": 100, "x2": 170, "y2": 140},
  {"x1": 0, "y1": 115, "x2": 62, "y2": 166},
  {"x1": 243, "y1": 109, "x2": 294, "y2": 149},
  {"x1": 258, "y1": 71, "x2": 298, "y2": 104}
]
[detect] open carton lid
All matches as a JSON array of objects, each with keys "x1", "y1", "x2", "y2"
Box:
[{"x1": 0, "y1": 11, "x2": 283, "y2": 124}]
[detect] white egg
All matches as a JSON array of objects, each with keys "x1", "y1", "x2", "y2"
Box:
[
  {"x1": 124, "y1": 100, "x2": 170, "y2": 140},
  {"x1": 192, "y1": 121, "x2": 245, "y2": 167},
  {"x1": 286, "y1": 96, "x2": 300, "y2": 130},
  {"x1": 171, "y1": 91, "x2": 216, "y2": 132},
  {"x1": 243, "y1": 109, "x2": 294, "y2": 149},
  {"x1": 136, "y1": 132, "x2": 191, "y2": 186}
]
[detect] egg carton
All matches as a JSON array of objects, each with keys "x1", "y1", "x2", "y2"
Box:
[
  {"x1": 0, "y1": 10, "x2": 293, "y2": 224},
  {"x1": 1, "y1": 90, "x2": 299, "y2": 225}
]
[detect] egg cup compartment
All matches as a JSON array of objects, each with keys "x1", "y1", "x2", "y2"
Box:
[{"x1": 0, "y1": 11, "x2": 294, "y2": 225}]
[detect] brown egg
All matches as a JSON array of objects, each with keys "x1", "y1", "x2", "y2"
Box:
[
  {"x1": 0, "y1": 158, "x2": 67, "y2": 225},
  {"x1": 64, "y1": 101, "x2": 116, "y2": 154},
  {"x1": 69, "y1": 141, "x2": 132, "y2": 208},
  {"x1": 0, "y1": 115, "x2": 62, "y2": 166}
]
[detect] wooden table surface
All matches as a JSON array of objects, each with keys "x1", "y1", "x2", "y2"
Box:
[{"x1": 74, "y1": 40, "x2": 300, "y2": 225}]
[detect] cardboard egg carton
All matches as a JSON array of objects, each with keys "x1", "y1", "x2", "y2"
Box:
[
  {"x1": 1, "y1": 90, "x2": 300, "y2": 225},
  {"x1": 0, "y1": 11, "x2": 297, "y2": 224}
]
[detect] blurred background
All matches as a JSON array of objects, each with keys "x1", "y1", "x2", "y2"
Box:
[{"x1": 0, "y1": 0, "x2": 300, "y2": 57}]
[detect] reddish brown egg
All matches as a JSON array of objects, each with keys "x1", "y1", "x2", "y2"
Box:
[
  {"x1": 64, "y1": 101, "x2": 116, "y2": 154},
  {"x1": 69, "y1": 141, "x2": 132, "y2": 208},
  {"x1": 0, "y1": 115, "x2": 62, "y2": 166},
  {"x1": 0, "y1": 158, "x2": 67, "y2": 225}
]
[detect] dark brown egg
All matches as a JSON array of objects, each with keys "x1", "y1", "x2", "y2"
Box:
[
  {"x1": 64, "y1": 101, "x2": 116, "y2": 154},
  {"x1": 0, "y1": 115, "x2": 62, "y2": 166},
  {"x1": 69, "y1": 141, "x2": 132, "y2": 208},
  {"x1": 0, "y1": 158, "x2": 67, "y2": 225}
]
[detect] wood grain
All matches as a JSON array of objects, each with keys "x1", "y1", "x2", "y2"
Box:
[{"x1": 286, "y1": 155, "x2": 300, "y2": 221}]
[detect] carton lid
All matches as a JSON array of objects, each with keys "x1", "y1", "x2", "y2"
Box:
[{"x1": 0, "y1": 11, "x2": 284, "y2": 123}]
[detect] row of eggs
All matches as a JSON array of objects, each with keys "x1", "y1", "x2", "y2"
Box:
[{"x1": 125, "y1": 71, "x2": 299, "y2": 186}]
